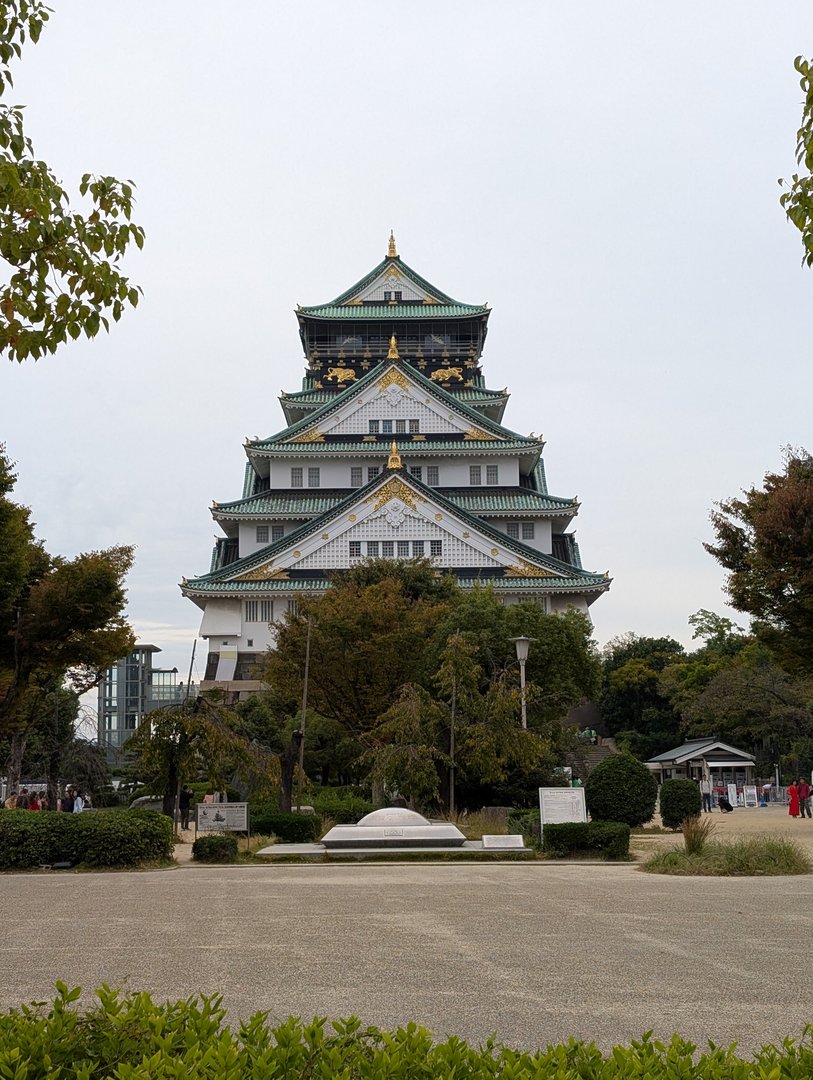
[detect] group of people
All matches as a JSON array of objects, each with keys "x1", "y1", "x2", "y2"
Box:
[
  {"x1": 787, "y1": 779, "x2": 812, "y2": 818},
  {"x1": 3, "y1": 786, "x2": 86, "y2": 812}
]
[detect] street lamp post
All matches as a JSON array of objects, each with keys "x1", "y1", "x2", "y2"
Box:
[
  {"x1": 509, "y1": 636, "x2": 533, "y2": 730},
  {"x1": 295, "y1": 615, "x2": 312, "y2": 813}
]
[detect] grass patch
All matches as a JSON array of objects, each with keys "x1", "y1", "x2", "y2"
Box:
[
  {"x1": 643, "y1": 834, "x2": 812, "y2": 876},
  {"x1": 440, "y1": 810, "x2": 508, "y2": 840}
]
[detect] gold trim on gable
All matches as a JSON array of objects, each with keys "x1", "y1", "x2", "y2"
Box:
[
  {"x1": 504, "y1": 563, "x2": 556, "y2": 579},
  {"x1": 364, "y1": 476, "x2": 425, "y2": 512},
  {"x1": 235, "y1": 565, "x2": 289, "y2": 582},
  {"x1": 290, "y1": 428, "x2": 325, "y2": 444},
  {"x1": 465, "y1": 427, "x2": 498, "y2": 441},
  {"x1": 377, "y1": 368, "x2": 409, "y2": 391}
]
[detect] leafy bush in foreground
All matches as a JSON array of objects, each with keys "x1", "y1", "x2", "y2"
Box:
[
  {"x1": 0, "y1": 809, "x2": 172, "y2": 868},
  {"x1": 644, "y1": 835, "x2": 813, "y2": 876},
  {"x1": 659, "y1": 778, "x2": 702, "y2": 830},
  {"x1": 585, "y1": 754, "x2": 657, "y2": 827},
  {"x1": 249, "y1": 806, "x2": 322, "y2": 842},
  {"x1": 542, "y1": 821, "x2": 630, "y2": 860},
  {"x1": 5, "y1": 984, "x2": 813, "y2": 1078},
  {"x1": 192, "y1": 834, "x2": 238, "y2": 863}
]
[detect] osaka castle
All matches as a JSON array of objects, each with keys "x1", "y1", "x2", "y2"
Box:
[{"x1": 182, "y1": 235, "x2": 610, "y2": 694}]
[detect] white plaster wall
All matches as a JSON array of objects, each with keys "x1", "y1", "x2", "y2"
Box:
[
  {"x1": 439, "y1": 458, "x2": 519, "y2": 486},
  {"x1": 200, "y1": 599, "x2": 242, "y2": 637},
  {"x1": 491, "y1": 518, "x2": 552, "y2": 553},
  {"x1": 328, "y1": 393, "x2": 472, "y2": 436}
]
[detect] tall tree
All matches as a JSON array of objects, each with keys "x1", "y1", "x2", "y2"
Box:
[
  {"x1": 779, "y1": 56, "x2": 813, "y2": 267},
  {"x1": 0, "y1": 2, "x2": 144, "y2": 362},
  {"x1": 0, "y1": 446, "x2": 135, "y2": 784},
  {"x1": 705, "y1": 449, "x2": 813, "y2": 672}
]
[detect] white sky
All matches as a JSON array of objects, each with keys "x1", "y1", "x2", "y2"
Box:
[{"x1": 1, "y1": 2, "x2": 811, "y2": 695}]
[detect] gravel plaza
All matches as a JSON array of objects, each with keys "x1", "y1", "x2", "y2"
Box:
[{"x1": 2, "y1": 829, "x2": 813, "y2": 1054}]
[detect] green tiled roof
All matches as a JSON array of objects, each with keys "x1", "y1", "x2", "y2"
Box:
[
  {"x1": 213, "y1": 487, "x2": 575, "y2": 520},
  {"x1": 442, "y1": 489, "x2": 577, "y2": 513},
  {"x1": 250, "y1": 437, "x2": 540, "y2": 456},
  {"x1": 183, "y1": 573, "x2": 609, "y2": 597},
  {"x1": 184, "y1": 469, "x2": 604, "y2": 593},
  {"x1": 281, "y1": 385, "x2": 508, "y2": 407},
  {"x1": 298, "y1": 304, "x2": 487, "y2": 320},
  {"x1": 302, "y1": 254, "x2": 487, "y2": 313},
  {"x1": 251, "y1": 360, "x2": 530, "y2": 449}
]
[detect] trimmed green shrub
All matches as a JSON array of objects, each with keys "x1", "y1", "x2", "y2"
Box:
[
  {"x1": 543, "y1": 820, "x2": 630, "y2": 859},
  {"x1": 192, "y1": 834, "x2": 238, "y2": 863},
  {"x1": 7, "y1": 984, "x2": 813, "y2": 1077},
  {"x1": 249, "y1": 806, "x2": 322, "y2": 842},
  {"x1": 584, "y1": 753, "x2": 657, "y2": 827},
  {"x1": 0, "y1": 809, "x2": 173, "y2": 869},
  {"x1": 659, "y1": 778, "x2": 702, "y2": 830},
  {"x1": 310, "y1": 789, "x2": 374, "y2": 823}
]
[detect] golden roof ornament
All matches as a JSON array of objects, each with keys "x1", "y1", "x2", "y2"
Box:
[
  {"x1": 387, "y1": 440, "x2": 402, "y2": 470},
  {"x1": 387, "y1": 334, "x2": 400, "y2": 359},
  {"x1": 388, "y1": 230, "x2": 397, "y2": 258}
]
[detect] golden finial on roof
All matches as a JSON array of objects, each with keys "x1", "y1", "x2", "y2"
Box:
[
  {"x1": 388, "y1": 230, "x2": 397, "y2": 258},
  {"x1": 387, "y1": 334, "x2": 400, "y2": 360},
  {"x1": 387, "y1": 440, "x2": 402, "y2": 470}
]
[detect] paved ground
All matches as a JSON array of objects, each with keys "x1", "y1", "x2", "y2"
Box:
[{"x1": 2, "y1": 859, "x2": 813, "y2": 1053}]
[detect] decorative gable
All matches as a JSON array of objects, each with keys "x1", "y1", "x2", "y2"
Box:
[{"x1": 346, "y1": 262, "x2": 437, "y2": 305}]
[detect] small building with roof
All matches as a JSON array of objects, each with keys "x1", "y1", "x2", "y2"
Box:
[{"x1": 646, "y1": 738, "x2": 756, "y2": 786}]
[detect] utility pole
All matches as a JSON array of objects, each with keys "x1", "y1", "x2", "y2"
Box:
[{"x1": 295, "y1": 616, "x2": 312, "y2": 813}]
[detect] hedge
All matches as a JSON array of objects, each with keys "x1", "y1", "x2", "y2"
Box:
[
  {"x1": 310, "y1": 789, "x2": 375, "y2": 823},
  {"x1": 659, "y1": 778, "x2": 703, "y2": 830},
  {"x1": 508, "y1": 808, "x2": 541, "y2": 848},
  {"x1": 5, "y1": 984, "x2": 813, "y2": 1078},
  {"x1": 192, "y1": 834, "x2": 238, "y2": 863},
  {"x1": 0, "y1": 809, "x2": 173, "y2": 868},
  {"x1": 542, "y1": 820, "x2": 631, "y2": 860},
  {"x1": 249, "y1": 806, "x2": 322, "y2": 842}
]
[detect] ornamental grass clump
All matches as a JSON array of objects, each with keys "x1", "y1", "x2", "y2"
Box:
[
  {"x1": 682, "y1": 813, "x2": 716, "y2": 856},
  {"x1": 644, "y1": 833, "x2": 812, "y2": 876}
]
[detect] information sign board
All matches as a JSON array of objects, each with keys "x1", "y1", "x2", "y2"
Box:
[
  {"x1": 539, "y1": 787, "x2": 587, "y2": 829},
  {"x1": 743, "y1": 785, "x2": 758, "y2": 808},
  {"x1": 727, "y1": 783, "x2": 739, "y2": 809},
  {"x1": 196, "y1": 802, "x2": 248, "y2": 832}
]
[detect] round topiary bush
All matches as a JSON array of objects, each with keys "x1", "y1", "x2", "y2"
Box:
[
  {"x1": 658, "y1": 778, "x2": 702, "y2": 830},
  {"x1": 584, "y1": 753, "x2": 657, "y2": 827}
]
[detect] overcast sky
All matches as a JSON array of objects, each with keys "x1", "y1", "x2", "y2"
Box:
[{"x1": 1, "y1": 2, "x2": 811, "y2": 697}]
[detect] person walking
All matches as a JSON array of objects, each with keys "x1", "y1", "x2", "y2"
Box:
[
  {"x1": 788, "y1": 779, "x2": 800, "y2": 818},
  {"x1": 700, "y1": 776, "x2": 713, "y2": 814},
  {"x1": 798, "y1": 778, "x2": 811, "y2": 819},
  {"x1": 71, "y1": 789, "x2": 84, "y2": 814},
  {"x1": 28, "y1": 791, "x2": 40, "y2": 811},
  {"x1": 4, "y1": 790, "x2": 17, "y2": 810},
  {"x1": 179, "y1": 785, "x2": 193, "y2": 830},
  {"x1": 60, "y1": 788, "x2": 73, "y2": 813}
]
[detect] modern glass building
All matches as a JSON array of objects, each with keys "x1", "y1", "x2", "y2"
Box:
[{"x1": 96, "y1": 644, "x2": 190, "y2": 762}]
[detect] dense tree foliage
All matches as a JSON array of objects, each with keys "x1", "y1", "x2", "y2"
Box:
[
  {"x1": 584, "y1": 753, "x2": 657, "y2": 827},
  {"x1": 779, "y1": 56, "x2": 813, "y2": 267},
  {"x1": 0, "y1": 447, "x2": 134, "y2": 786},
  {"x1": 126, "y1": 695, "x2": 278, "y2": 817},
  {"x1": 705, "y1": 449, "x2": 813, "y2": 672},
  {"x1": 259, "y1": 562, "x2": 600, "y2": 810},
  {"x1": 0, "y1": 2, "x2": 144, "y2": 362}
]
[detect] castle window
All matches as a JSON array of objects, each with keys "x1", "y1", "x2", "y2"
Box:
[
  {"x1": 486, "y1": 465, "x2": 499, "y2": 484},
  {"x1": 396, "y1": 419, "x2": 406, "y2": 433},
  {"x1": 259, "y1": 600, "x2": 272, "y2": 621},
  {"x1": 427, "y1": 466, "x2": 439, "y2": 485},
  {"x1": 369, "y1": 420, "x2": 380, "y2": 434},
  {"x1": 256, "y1": 525, "x2": 269, "y2": 543},
  {"x1": 521, "y1": 522, "x2": 535, "y2": 540},
  {"x1": 382, "y1": 420, "x2": 393, "y2": 434},
  {"x1": 430, "y1": 540, "x2": 442, "y2": 558},
  {"x1": 409, "y1": 419, "x2": 420, "y2": 433},
  {"x1": 291, "y1": 467, "x2": 303, "y2": 488},
  {"x1": 412, "y1": 540, "x2": 424, "y2": 556},
  {"x1": 350, "y1": 466, "x2": 363, "y2": 487},
  {"x1": 245, "y1": 600, "x2": 258, "y2": 622},
  {"x1": 409, "y1": 466, "x2": 422, "y2": 481},
  {"x1": 469, "y1": 465, "x2": 482, "y2": 486},
  {"x1": 271, "y1": 525, "x2": 284, "y2": 541},
  {"x1": 366, "y1": 541, "x2": 379, "y2": 557},
  {"x1": 368, "y1": 466, "x2": 380, "y2": 481},
  {"x1": 349, "y1": 541, "x2": 361, "y2": 558},
  {"x1": 397, "y1": 540, "x2": 410, "y2": 557},
  {"x1": 507, "y1": 522, "x2": 520, "y2": 539},
  {"x1": 382, "y1": 541, "x2": 394, "y2": 557},
  {"x1": 307, "y1": 467, "x2": 320, "y2": 488}
]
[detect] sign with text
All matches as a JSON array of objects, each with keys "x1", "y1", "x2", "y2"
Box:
[
  {"x1": 727, "y1": 783, "x2": 739, "y2": 808},
  {"x1": 539, "y1": 787, "x2": 587, "y2": 829},
  {"x1": 743, "y1": 785, "x2": 758, "y2": 808},
  {"x1": 196, "y1": 802, "x2": 248, "y2": 832}
]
